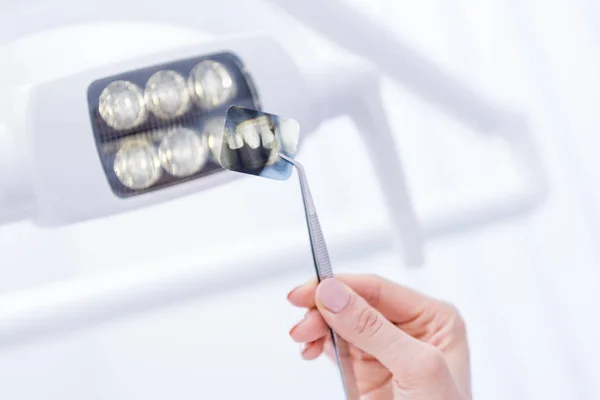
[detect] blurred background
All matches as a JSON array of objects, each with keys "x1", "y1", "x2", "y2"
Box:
[{"x1": 1, "y1": 0, "x2": 599, "y2": 399}]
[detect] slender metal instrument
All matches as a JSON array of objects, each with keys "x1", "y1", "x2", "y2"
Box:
[
  {"x1": 219, "y1": 107, "x2": 359, "y2": 397},
  {"x1": 279, "y1": 153, "x2": 360, "y2": 400}
]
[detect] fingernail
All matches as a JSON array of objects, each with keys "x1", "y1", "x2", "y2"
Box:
[{"x1": 317, "y1": 279, "x2": 351, "y2": 313}]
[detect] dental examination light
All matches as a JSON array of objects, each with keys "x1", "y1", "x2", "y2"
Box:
[
  {"x1": 87, "y1": 53, "x2": 258, "y2": 198},
  {"x1": 0, "y1": 0, "x2": 423, "y2": 265},
  {"x1": 268, "y1": 0, "x2": 549, "y2": 234}
]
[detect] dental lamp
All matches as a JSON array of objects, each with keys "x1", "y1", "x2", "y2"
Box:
[
  {"x1": 0, "y1": 0, "x2": 423, "y2": 265},
  {"x1": 3, "y1": 0, "x2": 547, "y2": 242}
]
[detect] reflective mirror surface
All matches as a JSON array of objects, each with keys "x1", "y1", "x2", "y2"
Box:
[{"x1": 220, "y1": 106, "x2": 300, "y2": 180}]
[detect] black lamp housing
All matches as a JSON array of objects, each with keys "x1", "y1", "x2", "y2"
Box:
[{"x1": 87, "y1": 51, "x2": 261, "y2": 198}]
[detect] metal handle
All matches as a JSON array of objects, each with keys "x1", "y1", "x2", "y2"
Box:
[
  {"x1": 281, "y1": 153, "x2": 360, "y2": 399},
  {"x1": 304, "y1": 205, "x2": 360, "y2": 400},
  {"x1": 306, "y1": 213, "x2": 334, "y2": 280}
]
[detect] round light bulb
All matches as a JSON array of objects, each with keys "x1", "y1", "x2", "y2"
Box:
[
  {"x1": 145, "y1": 70, "x2": 191, "y2": 119},
  {"x1": 188, "y1": 60, "x2": 236, "y2": 109},
  {"x1": 158, "y1": 127, "x2": 208, "y2": 177},
  {"x1": 99, "y1": 80, "x2": 147, "y2": 130},
  {"x1": 113, "y1": 138, "x2": 162, "y2": 189}
]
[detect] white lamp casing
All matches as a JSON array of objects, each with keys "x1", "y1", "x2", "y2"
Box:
[{"x1": 1, "y1": 22, "x2": 424, "y2": 265}]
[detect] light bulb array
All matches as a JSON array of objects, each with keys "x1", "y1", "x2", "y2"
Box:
[{"x1": 87, "y1": 52, "x2": 261, "y2": 197}]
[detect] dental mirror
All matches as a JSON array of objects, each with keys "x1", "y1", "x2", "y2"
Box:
[
  {"x1": 220, "y1": 106, "x2": 360, "y2": 400},
  {"x1": 219, "y1": 106, "x2": 300, "y2": 180}
]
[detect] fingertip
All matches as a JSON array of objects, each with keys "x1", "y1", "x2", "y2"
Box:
[
  {"x1": 315, "y1": 278, "x2": 352, "y2": 314},
  {"x1": 286, "y1": 288, "x2": 304, "y2": 307},
  {"x1": 287, "y1": 285, "x2": 300, "y2": 301},
  {"x1": 289, "y1": 309, "x2": 329, "y2": 343},
  {"x1": 323, "y1": 339, "x2": 336, "y2": 361},
  {"x1": 301, "y1": 339, "x2": 325, "y2": 360},
  {"x1": 289, "y1": 321, "x2": 302, "y2": 339},
  {"x1": 287, "y1": 278, "x2": 319, "y2": 307}
]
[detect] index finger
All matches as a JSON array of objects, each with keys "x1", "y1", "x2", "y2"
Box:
[{"x1": 287, "y1": 274, "x2": 432, "y2": 325}]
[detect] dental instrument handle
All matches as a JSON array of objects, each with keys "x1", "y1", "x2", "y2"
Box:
[{"x1": 280, "y1": 154, "x2": 360, "y2": 400}]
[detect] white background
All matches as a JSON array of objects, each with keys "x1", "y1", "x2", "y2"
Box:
[{"x1": 1, "y1": 0, "x2": 600, "y2": 399}]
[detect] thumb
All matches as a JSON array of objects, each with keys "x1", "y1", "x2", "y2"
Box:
[{"x1": 315, "y1": 278, "x2": 442, "y2": 378}]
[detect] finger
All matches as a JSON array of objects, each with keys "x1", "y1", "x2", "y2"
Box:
[
  {"x1": 287, "y1": 277, "x2": 318, "y2": 307},
  {"x1": 289, "y1": 309, "x2": 329, "y2": 343},
  {"x1": 314, "y1": 278, "x2": 448, "y2": 381},
  {"x1": 322, "y1": 336, "x2": 335, "y2": 361},
  {"x1": 287, "y1": 274, "x2": 431, "y2": 324},
  {"x1": 300, "y1": 338, "x2": 325, "y2": 360}
]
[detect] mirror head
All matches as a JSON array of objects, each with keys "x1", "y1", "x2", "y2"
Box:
[{"x1": 220, "y1": 106, "x2": 300, "y2": 180}]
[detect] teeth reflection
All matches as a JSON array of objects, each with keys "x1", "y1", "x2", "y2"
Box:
[
  {"x1": 256, "y1": 116, "x2": 275, "y2": 149},
  {"x1": 226, "y1": 132, "x2": 244, "y2": 150},
  {"x1": 235, "y1": 116, "x2": 275, "y2": 150},
  {"x1": 279, "y1": 118, "x2": 300, "y2": 156},
  {"x1": 204, "y1": 117, "x2": 235, "y2": 161},
  {"x1": 236, "y1": 119, "x2": 261, "y2": 149},
  {"x1": 265, "y1": 138, "x2": 281, "y2": 166}
]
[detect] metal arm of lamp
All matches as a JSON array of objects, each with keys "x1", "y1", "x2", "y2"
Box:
[{"x1": 268, "y1": 0, "x2": 549, "y2": 232}]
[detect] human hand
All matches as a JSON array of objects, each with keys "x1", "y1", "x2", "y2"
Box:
[{"x1": 287, "y1": 274, "x2": 471, "y2": 400}]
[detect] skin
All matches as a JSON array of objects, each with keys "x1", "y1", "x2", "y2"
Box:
[{"x1": 287, "y1": 274, "x2": 471, "y2": 400}]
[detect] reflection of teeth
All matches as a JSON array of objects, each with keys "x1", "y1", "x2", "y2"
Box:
[
  {"x1": 236, "y1": 117, "x2": 271, "y2": 150},
  {"x1": 281, "y1": 132, "x2": 298, "y2": 154},
  {"x1": 255, "y1": 116, "x2": 275, "y2": 149},
  {"x1": 242, "y1": 130, "x2": 261, "y2": 149},
  {"x1": 226, "y1": 133, "x2": 244, "y2": 149},
  {"x1": 265, "y1": 137, "x2": 281, "y2": 165},
  {"x1": 260, "y1": 130, "x2": 275, "y2": 149}
]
